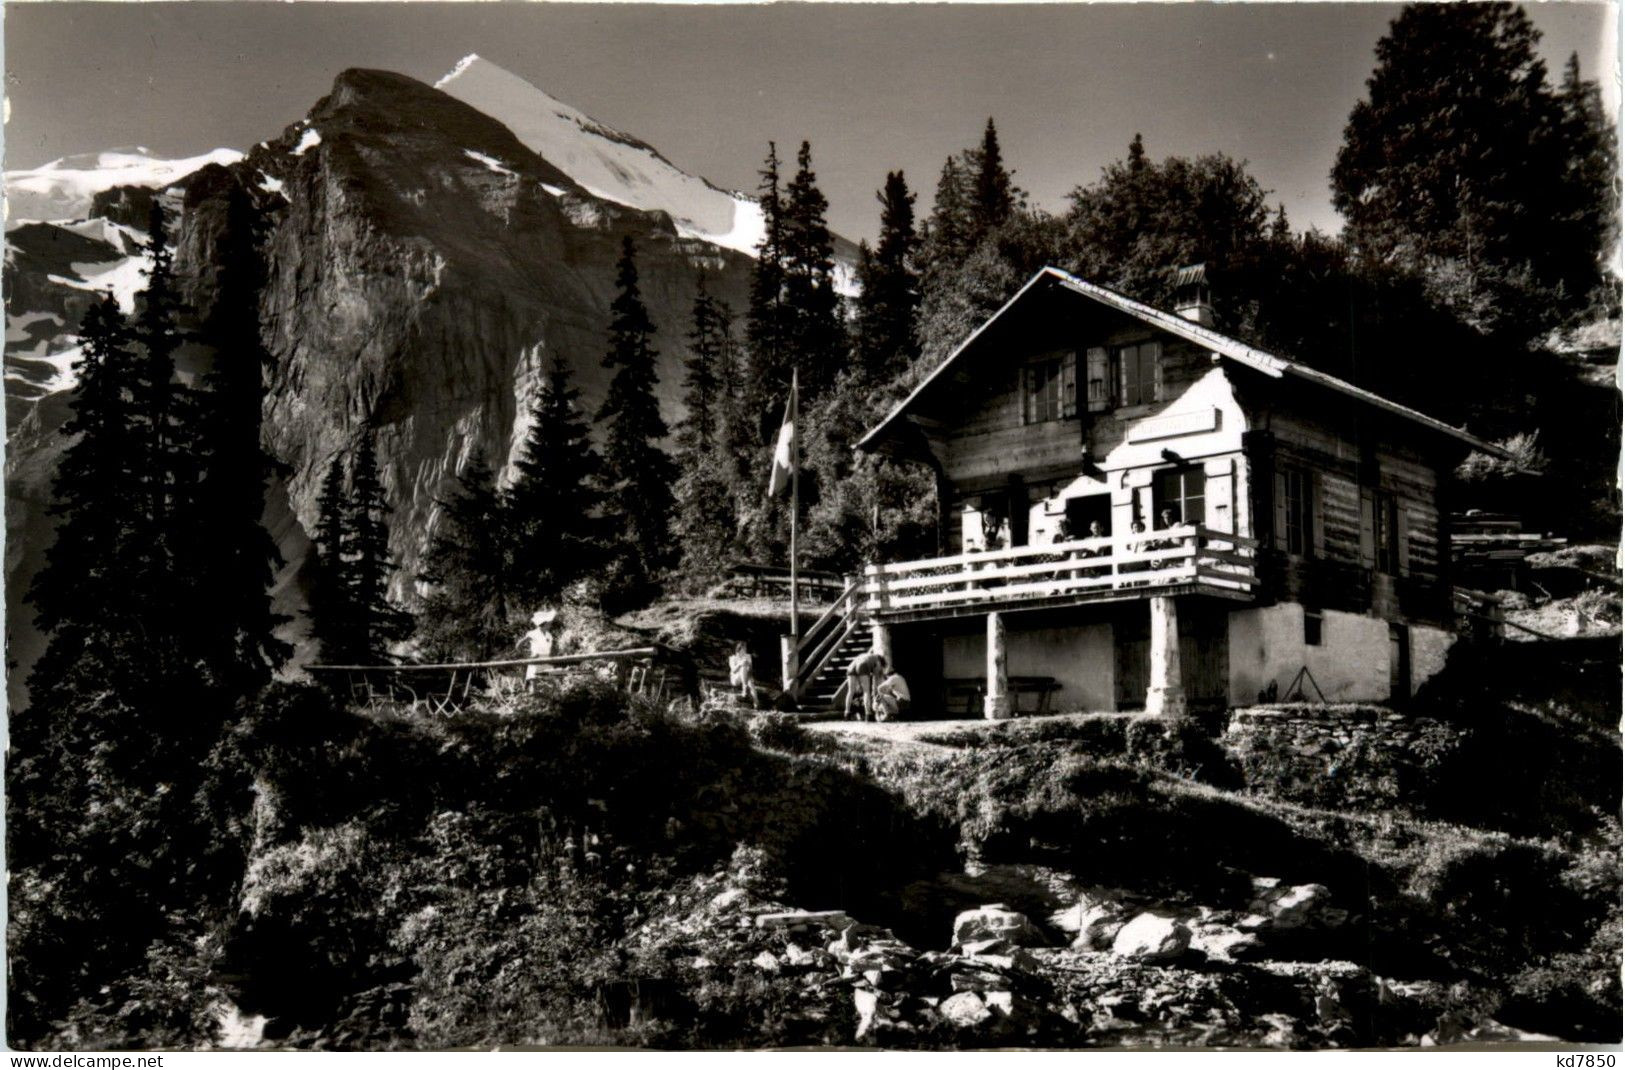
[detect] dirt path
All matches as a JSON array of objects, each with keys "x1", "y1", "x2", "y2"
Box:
[
  {"x1": 801, "y1": 717, "x2": 987, "y2": 746},
  {"x1": 802, "y1": 711, "x2": 1139, "y2": 748}
]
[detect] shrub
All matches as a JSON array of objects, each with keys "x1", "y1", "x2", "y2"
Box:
[{"x1": 745, "y1": 713, "x2": 833, "y2": 755}]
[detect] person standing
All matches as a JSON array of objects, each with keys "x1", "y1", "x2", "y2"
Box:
[
  {"x1": 522, "y1": 609, "x2": 560, "y2": 690},
  {"x1": 728, "y1": 640, "x2": 760, "y2": 709},
  {"x1": 844, "y1": 649, "x2": 888, "y2": 722}
]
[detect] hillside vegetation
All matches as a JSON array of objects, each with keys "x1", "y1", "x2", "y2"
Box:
[{"x1": 12, "y1": 640, "x2": 1616, "y2": 1050}]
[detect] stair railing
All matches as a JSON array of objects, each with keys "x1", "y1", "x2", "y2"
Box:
[{"x1": 786, "y1": 576, "x2": 865, "y2": 702}]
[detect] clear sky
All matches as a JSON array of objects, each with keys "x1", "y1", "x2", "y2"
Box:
[{"x1": 4, "y1": 2, "x2": 1617, "y2": 242}]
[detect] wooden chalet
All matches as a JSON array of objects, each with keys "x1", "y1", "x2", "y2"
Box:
[{"x1": 784, "y1": 265, "x2": 1506, "y2": 716}]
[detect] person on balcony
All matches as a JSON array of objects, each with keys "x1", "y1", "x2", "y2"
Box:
[
  {"x1": 1147, "y1": 507, "x2": 1182, "y2": 562},
  {"x1": 1122, "y1": 520, "x2": 1151, "y2": 585},
  {"x1": 844, "y1": 649, "x2": 888, "y2": 721}
]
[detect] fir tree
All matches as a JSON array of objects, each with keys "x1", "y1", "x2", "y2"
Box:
[
  {"x1": 743, "y1": 142, "x2": 791, "y2": 436},
  {"x1": 674, "y1": 275, "x2": 740, "y2": 586},
  {"x1": 345, "y1": 435, "x2": 410, "y2": 662},
  {"x1": 26, "y1": 294, "x2": 145, "y2": 705},
  {"x1": 677, "y1": 273, "x2": 730, "y2": 460},
  {"x1": 1127, "y1": 132, "x2": 1148, "y2": 174},
  {"x1": 969, "y1": 117, "x2": 1016, "y2": 234},
  {"x1": 189, "y1": 183, "x2": 291, "y2": 692},
  {"x1": 1554, "y1": 52, "x2": 1620, "y2": 313},
  {"x1": 417, "y1": 453, "x2": 516, "y2": 661},
  {"x1": 596, "y1": 237, "x2": 677, "y2": 599},
  {"x1": 781, "y1": 140, "x2": 845, "y2": 399},
  {"x1": 310, "y1": 454, "x2": 353, "y2": 663},
  {"x1": 508, "y1": 353, "x2": 603, "y2": 602},
  {"x1": 855, "y1": 170, "x2": 921, "y2": 380},
  {"x1": 919, "y1": 155, "x2": 975, "y2": 284},
  {"x1": 130, "y1": 199, "x2": 188, "y2": 545},
  {"x1": 1330, "y1": 2, "x2": 1609, "y2": 332}
]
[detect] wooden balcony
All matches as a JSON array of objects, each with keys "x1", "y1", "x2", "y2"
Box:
[{"x1": 860, "y1": 525, "x2": 1259, "y2": 623}]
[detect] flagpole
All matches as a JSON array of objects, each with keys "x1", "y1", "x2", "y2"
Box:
[{"x1": 789, "y1": 367, "x2": 800, "y2": 641}]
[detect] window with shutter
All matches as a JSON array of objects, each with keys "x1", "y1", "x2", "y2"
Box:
[
  {"x1": 1273, "y1": 466, "x2": 1317, "y2": 557},
  {"x1": 1023, "y1": 350, "x2": 1083, "y2": 424},
  {"x1": 1085, "y1": 346, "x2": 1110, "y2": 412},
  {"x1": 1272, "y1": 471, "x2": 1289, "y2": 547},
  {"x1": 1023, "y1": 354, "x2": 1066, "y2": 424},
  {"x1": 1115, "y1": 341, "x2": 1160, "y2": 407},
  {"x1": 1359, "y1": 490, "x2": 1376, "y2": 568}
]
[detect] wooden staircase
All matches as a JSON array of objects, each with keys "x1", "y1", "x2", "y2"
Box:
[{"x1": 786, "y1": 578, "x2": 871, "y2": 710}]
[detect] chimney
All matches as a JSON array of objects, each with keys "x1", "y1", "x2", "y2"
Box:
[{"x1": 1173, "y1": 263, "x2": 1213, "y2": 328}]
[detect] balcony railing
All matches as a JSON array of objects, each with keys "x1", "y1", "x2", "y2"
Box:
[{"x1": 860, "y1": 525, "x2": 1258, "y2": 617}]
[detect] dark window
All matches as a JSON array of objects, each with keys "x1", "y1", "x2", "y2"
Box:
[
  {"x1": 1116, "y1": 341, "x2": 1159, "y2": 407},
  {"x1": 1374, "y1": 492, "x2": 1400, "y2": 574},
  {"x1": 1154, "y1": 467, "x2": 1205, "y2": 530},
  {"x1": 1304, "y1": 611, "x2": 1323, "y2": 646},
  {"x1": 1282, "y1": 467, "x2": 1313, "y2": 556}
]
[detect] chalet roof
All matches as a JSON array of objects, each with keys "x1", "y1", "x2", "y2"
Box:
[{"x1": 856, "y1": 266, "x2": 1507, "y2": 457}]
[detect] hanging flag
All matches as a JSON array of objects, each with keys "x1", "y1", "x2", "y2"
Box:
[{"x1": 766, "y1": 381, "x2": 797, "y2": 497}]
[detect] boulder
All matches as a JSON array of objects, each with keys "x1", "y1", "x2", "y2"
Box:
[
  {"x1": 1259, "y1": 1012, "x2": 1303, "y2": 1048},
  {"x1": 755, "y1": 909, "x2": 854, "y2": 931},
  {"x1": 938, "y1": 991, "x2": 995, "y2": 1029},
  {"x1": 853, "y1": 989, "x2": 881, "y2": 1041},
  {"x1": 948, "y1": 966, "x2": 1012, "y2": 994},
  {"x1": 1111, "y1": 913, "x2": 1191, "y2": 963},
  {"x1": 1189, "y1": 923, "x2": 1265, "y2": 962},
  {"x1": 1249, "y1": 882, "x2": 1335, "y2": 930},
  {"x1": 837, "y1": 922, "x2": 899, "y2": 952},
  {"x1": 709, "y1": 888, "x2": 748, "y2": 912},
  {"x1": 1073, "y1": 901, "x2": 1134, "y2": 951},
  {"x1": 951, "y1": 904, "x2": 1043, "y2": 949},
  {"x1": 1049, "y1": 886, "x2": 1137, "y2": 937},
  {"x1": 958, "y1": 937, "x2": 1012, "y2": 957}
]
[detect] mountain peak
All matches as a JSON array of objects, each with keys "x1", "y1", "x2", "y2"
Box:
[
  {"x1": 433, "y1": 54, "x2": 766, "y2": 256},
  {"x1": 434, "y1": 53, "x2": 485, "y2": 90}
]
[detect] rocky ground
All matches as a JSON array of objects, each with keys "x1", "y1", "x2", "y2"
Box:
[{"x1": 619, "y1": 855, "x2": 1560, "y2": 1049}]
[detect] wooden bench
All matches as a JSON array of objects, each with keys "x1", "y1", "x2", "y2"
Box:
[{"x1": 941, "y1": 676, "x2": 1063, "y2": 718}]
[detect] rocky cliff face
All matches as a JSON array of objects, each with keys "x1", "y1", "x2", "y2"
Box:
[
  {"x1": 5, "y1": 67, "x2": 757, "y2": 706},
  {"x1": 217, "y1": 68, "x2": 752, "y2": 572}
]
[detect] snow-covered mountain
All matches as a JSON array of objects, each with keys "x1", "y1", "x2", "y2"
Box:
[
  {"x1": 4, "y1": 60, "x2": 863, "y2": 709},
  {"x1": 5, "y1": 147, "x2": 243, "y2": 223},
  {"x1": 435, "y1": 54, "x2": 767, "y2": 257}
]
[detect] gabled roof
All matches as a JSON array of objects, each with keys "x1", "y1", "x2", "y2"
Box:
[{"x1": 857, "y1": 266, "x2": 1506, "y2": 457}]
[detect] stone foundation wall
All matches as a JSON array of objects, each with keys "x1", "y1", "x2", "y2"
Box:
[{"x1": 1224, "y1": 704, "x2": 1469, "y2": 810}]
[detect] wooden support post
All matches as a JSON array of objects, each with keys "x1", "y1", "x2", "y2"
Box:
[
  {"x1": 984, "y1": 611, "x2": 1014, "y2": 720},
  {"x1": 1146, "y1": 595, "x2": 1187, "y2": 718},
  {"x1": 780, "y1": 635, "x2": 799, "y2": 695},
  {"x1": 871, "y1": 621, "x2": 892, "y2": 664}
]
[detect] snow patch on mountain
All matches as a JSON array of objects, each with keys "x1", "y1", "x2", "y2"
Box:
[
  {"x1": 48, "y1": 249, "x2": 152, "y2": 315},
  {"x1": 435, "y1": 55, "x2": 764, "y2": 257},
  {"x1": 463, "y1": 149, "x2": 516, "y2": 177},
  {"x1": 291, "y1": 128, "x2": 323, "y2": 157},
  {"x1": 5, "y1": 147, "x2": 243, "y2": 223}
]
